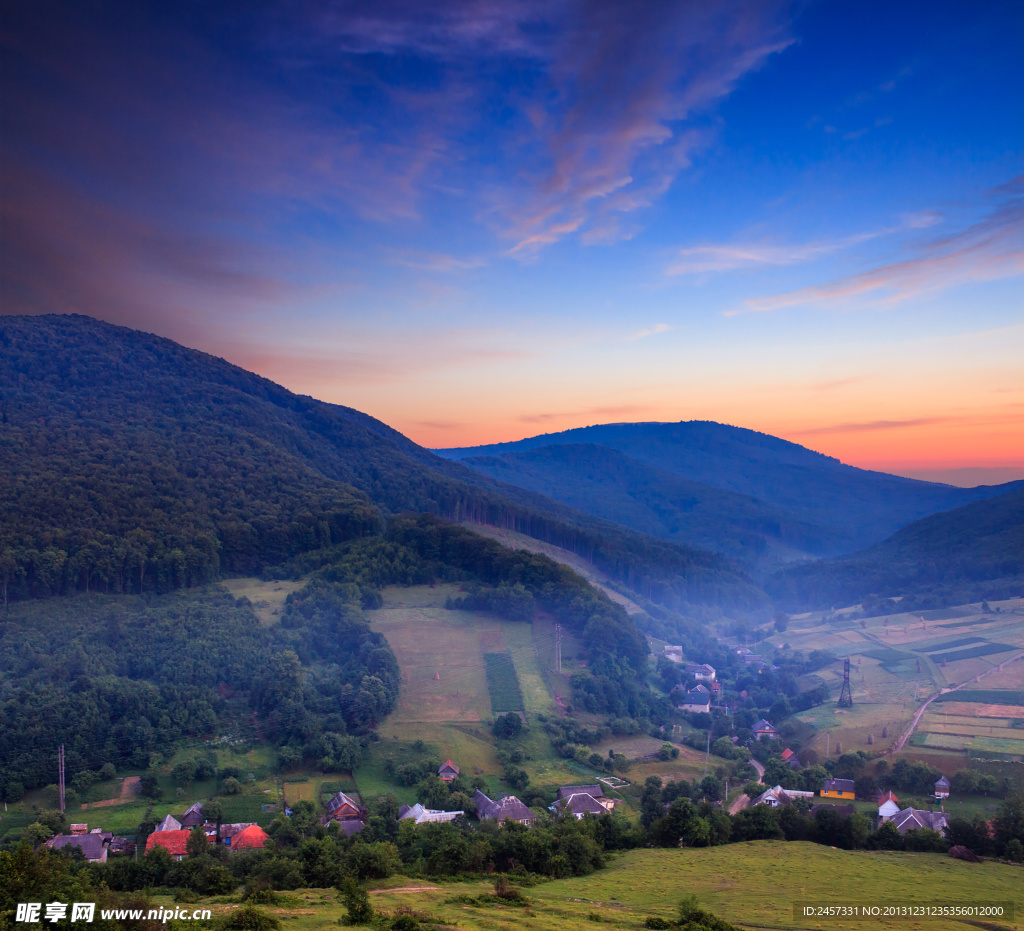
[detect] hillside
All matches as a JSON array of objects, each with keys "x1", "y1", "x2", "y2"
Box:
[
  {"x1": 462, "y1": 443, "x2": 834, "y2": 569},
  {"x1": 0, "y1": 315, "x2": 762, "y2": 614},
  {"x1": 438, "y1": 422, "x2": 1018, "y2": 561},
  {"x1": 767, "y1": 484, "x2": 1024, "y2": 610}
]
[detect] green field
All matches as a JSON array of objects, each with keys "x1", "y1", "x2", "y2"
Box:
[
  {"x1": 354, "y1": 584, "x2": 597, "y2": 799},
  {"x1": 144, "y1": 842, "x2": 1024, "y2": 931},
  {"x1": 484, "y1": 652, "x2": 526, "y2": 713}
]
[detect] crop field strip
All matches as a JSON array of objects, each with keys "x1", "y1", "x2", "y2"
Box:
[
  {"x1": 484, "y1": 651, "x2": 525, "y2": 713},
  {"x1": 926, "y1": 642, "x2": 1017, "y2": 662},
  {"x1": 934, "y1": 688, "x2": 1024, "y2": 704}
]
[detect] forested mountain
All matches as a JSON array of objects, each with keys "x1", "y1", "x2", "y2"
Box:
[
  {"x1": 438, "y1": 422, "x2": 1019, "y2": 563},
  {"x1": 0, "y1": 315, "x2": 762, "y2": 614},
  {"x1": 460, "y1": 443, "x2": 833, "y2": 570},
  {"x1": 767, "y1": 485, "x2": 1024, "y2": 610}
]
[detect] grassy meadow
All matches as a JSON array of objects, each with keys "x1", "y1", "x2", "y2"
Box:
[
  {"x1": 146, "y1": 843, "x2": 1023, "y2": 931},
  {"x1": 220, "y1": 576, "x2": 305, "y2": 627}
]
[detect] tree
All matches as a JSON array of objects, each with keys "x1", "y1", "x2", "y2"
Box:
[
  {"x1": 25, "y1": 822, "x2": 54, "y2": 847},
  {"x1": 204, "y1": 800, "x2": 224, "y2": 826},
  {"x1": 337, "y1": 877, "x2": 374, "y2": 925},
  {"x1": 187, "y1": 826, "x2": 209, "y2": 859},
  {"x1": 493, "y1": 713, "x2": 523, "y2": 740},
  {"x1": 993, "y1": 794, "x2": 1024, "y2": 858}
]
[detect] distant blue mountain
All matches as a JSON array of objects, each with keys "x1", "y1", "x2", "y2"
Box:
[
  {"x1": 437, "y1": 422, "x2": 1020, "y2": 570},
  {"x1": 768, "y1": 484, "x2": 1024, "y2": 609}
]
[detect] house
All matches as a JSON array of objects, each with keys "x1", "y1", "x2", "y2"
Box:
[
  {"x1": 679, "y1": 687, "x2": 711, "y2": 713},
  {"x1": 70, "y1": 823, "x2": 88, "y2": 835},
  {"x1": 554, "y1": 792, "x2": 607, "y2": 819},
  {"x1": 821, "y1": 778, "x2": 856, "y2": 800},
  {"x1": 781, "y1": 749, "x2": 801, "y2": 769},
  {"x1": 219, "y1": 823, "x2": 257, "y2": 845},
  {"x1": 877, "y1": 790, "x2": 900, "y2": 823},
  {"x1": 934, "y1": 775, "x2": 950, "y2": 799},
  {"x1": 438, "y1": 760, "x2": 460, "y2": 783},
  {"x1": 742, "y1": 653, "x2": 764, "y2": 665},
  {"x1": 551, "y1": 786, "x2": 615, "y2": 820},
  {"x1": 47, "y1": 834, "x2": 110, "y2": 863},
  {"x1": 752, "y1": 719, "x2": 777, "y2": 741},
  {"x1": 180, "y1": 802, "x2": 205, "y2": 829},
  {"x1": 146, "y1": 829, "x2": 206, "y2": 861},
  {"x1": 685, "y1": 663, "x2": 716, "y2": 682},
  {"x1": 398, "y1": 803, "x2": 464, "y2": 825},
  {"x1": 335, "y1": 820, "x2": 364, "y2": 837},
  {"x1": 891, "y1": 808, "x2": 948, "y2": 835},
  {"x1": 324, "y1": 790, "x2": 368, "y2": 826},
  {"x1": 663, "y1": 645, "x2": 683, "y2": 663},
  {"x1": 229, "y1": 825, "x2": 269, "y2": 849},
  {"x1": 710, "y1": 680, "x2": 722, "y2": 695},
  {"x1": 753, "y1": 785, "x2": 814, "y2": 808},
  {"x1": 108, "y1": 837, "x2": 135, "y2": 857},
  {"x1": 155, "y1": 814, "x2": 181, "y2": 833},
  {"x1": 473, "y1": 789, "x2": 536, "y2": 825},
  {"x1": 555, "y1": 785, "x2": 615, "y2": 809},
  {"x1": 736, "y1": 648, "x2": 752, "y2": 656}
]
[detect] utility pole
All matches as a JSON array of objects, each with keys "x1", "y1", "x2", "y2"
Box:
[
  {"x1": 838, "y1": 657, "x2": 853, "y2": 708},
  {"x1": 555, "y1": 624, "x2": 562, "y2": 673},
  {"x1": 826, "y1": 732, "x2": 830, "y2": 760},
  {"x1": 58, "y1": 744, "x2": 65, "y2": 813},
  {"x1": 703, "y1": 729, "x2": 711, "y2": 777}
]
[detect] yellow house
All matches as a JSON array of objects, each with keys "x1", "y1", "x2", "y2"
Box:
[{"x1": 821, "y1": 778, "x2": 856, "y2": 800}]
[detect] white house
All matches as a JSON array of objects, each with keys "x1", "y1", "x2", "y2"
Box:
[
  {"x1": 685, "y1": 663, "x2": 716, "y2": 682},
  {"x1": 878, "y1": 790, "x2": 900, "y2": 822}
]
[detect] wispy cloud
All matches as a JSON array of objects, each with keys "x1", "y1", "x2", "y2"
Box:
[
  {"x1": 668, "y1": 213, "x2": 942, "y2": 275},
  {"x1": 518, "y1": 404, "x2": 652, "y2": 425},
  {"x1": 794, "y1": 417, "x2": 952, "y2": 436},
  {"x1": 731, "y1": 177, "x2": 1024, "y2": 314},
  {"x1": 627, "y1": 323, "x2": 673, "y2": 341}
]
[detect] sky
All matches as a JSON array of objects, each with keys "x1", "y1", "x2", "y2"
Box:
[{"x1": 2, "y1": 0, "x2": 1022, "y2": 484}]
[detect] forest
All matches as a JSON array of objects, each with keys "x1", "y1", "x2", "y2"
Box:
[
  {"x1": 0, "y1": 314, "x2": 765, "y2": 620},
  {"x1": 0, "y1": 513, "x2": 659, "y2": 801}
]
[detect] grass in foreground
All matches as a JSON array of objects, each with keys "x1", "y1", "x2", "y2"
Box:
[{"x1": 156, "y1": 843, "x2": 1023, "y2": 931}]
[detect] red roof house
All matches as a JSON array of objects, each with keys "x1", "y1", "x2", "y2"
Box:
[
  {"x1": 230, "y1": 825, "x2": 269, "y2": 849},
  {"x1": 438, "y1": 760, "x2": 460, "y2": 783},
  {"x1": 781, "y1": 749, "x2": 794, "y2": 761},
  {"x1": 146, "y1": 829, "x2": 206, "y2": 861}
]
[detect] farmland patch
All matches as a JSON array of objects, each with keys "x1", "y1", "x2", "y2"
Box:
[{"x1": 484, "y1": 652, "x2": 525, "y2": 714}]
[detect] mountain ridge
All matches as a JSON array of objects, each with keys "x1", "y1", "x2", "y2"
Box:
[
  {"x1": 0, "y1": 314, "x2": 764, "y2": 615},
  {"x1": 436, "y1": 421, "x2": 1020, "y2": 564}
]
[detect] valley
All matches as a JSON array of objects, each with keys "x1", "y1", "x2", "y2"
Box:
[{"x1": 1, "y1": 316, "x2": 1022, "y2": 929}]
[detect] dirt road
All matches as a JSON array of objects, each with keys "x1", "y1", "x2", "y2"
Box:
[{"x1": 892, "y1": 650, "x2": 1024, "y2": 752}]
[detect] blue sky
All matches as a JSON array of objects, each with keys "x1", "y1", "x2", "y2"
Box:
[{"x1": 2, "y1": 0, "x2": 1022, "y2": 479}]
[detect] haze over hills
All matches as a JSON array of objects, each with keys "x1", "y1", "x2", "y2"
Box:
[
  {"x1": 0, "y1": 314, "x2": 762, "y2": 615},
  {"x1": 437, "y1": 422, "x2": 1021, "y2": 569},
  {"x1": 767, "y1": 483, "x2": 1024, "y2": 611}
]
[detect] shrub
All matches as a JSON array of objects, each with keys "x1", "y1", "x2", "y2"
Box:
[{"x1": 216, "y1": 906, "x2": 281, "y2": 931}]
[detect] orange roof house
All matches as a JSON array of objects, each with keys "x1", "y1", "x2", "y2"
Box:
[
  {"x1": 230, "y1": 825, "x2": 269, "y2": 849},
  {"x1": 146, "y1": 829, "x2": 206, "y2": 861}
]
